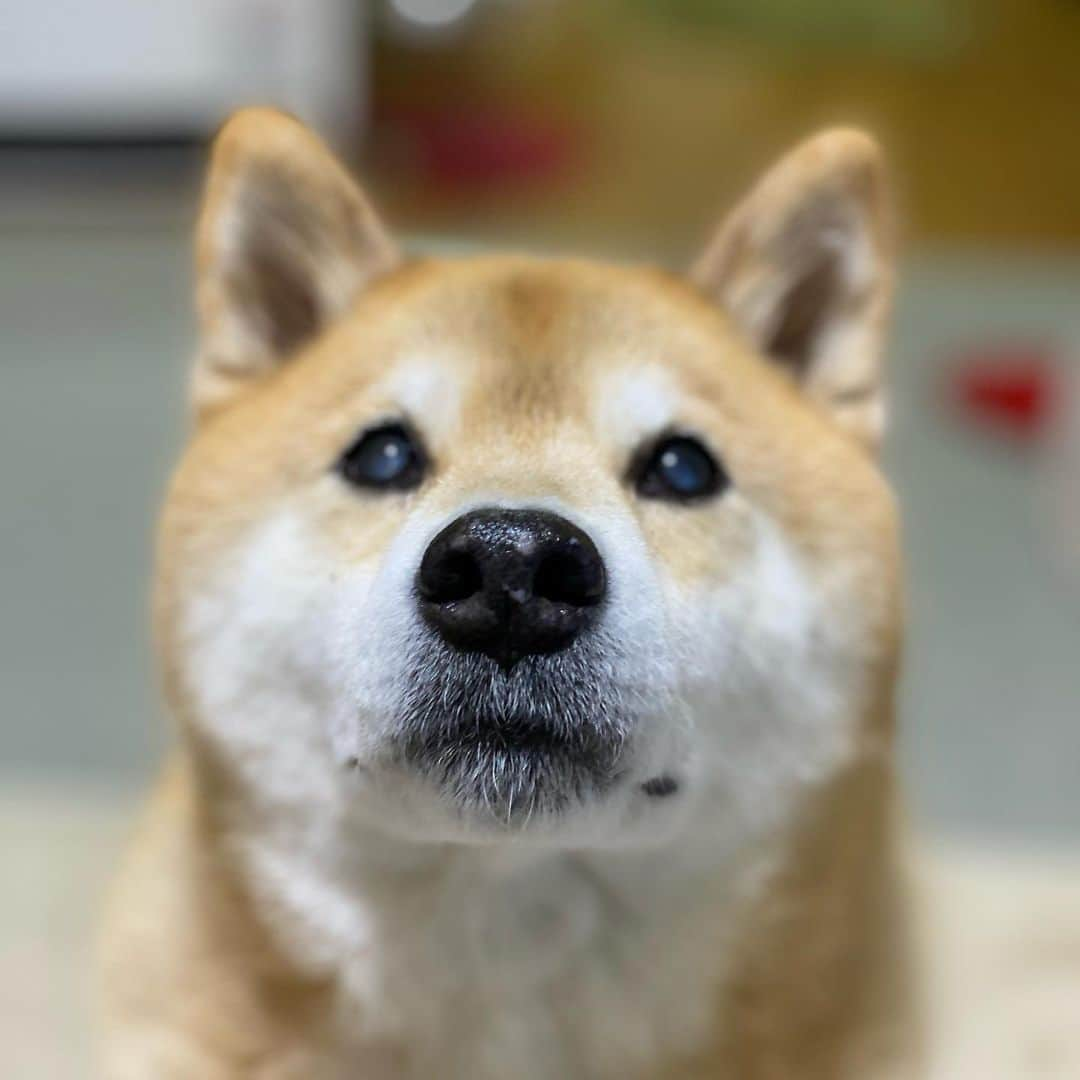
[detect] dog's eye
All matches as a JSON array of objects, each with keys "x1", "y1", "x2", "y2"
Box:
[
  {"x1": 338, "y1": 423, "x2": 426, "y2": 491},
  {"x1": 633, "y1": 434, "x2": 728, "y2": 502}
]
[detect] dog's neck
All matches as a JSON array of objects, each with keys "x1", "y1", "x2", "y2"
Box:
[
  {"x1": 190, "y1": 745, "x2": 904, "y2": 1079},
  {"x1": 231, "y1": 801, "x2": 761, "y2": 1078}
]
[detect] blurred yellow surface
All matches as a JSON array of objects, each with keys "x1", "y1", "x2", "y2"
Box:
[{"x1": 369, "y1": 0, "x2": 1080, "y2": 249}]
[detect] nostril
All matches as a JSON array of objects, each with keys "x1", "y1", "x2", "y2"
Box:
[
  {"x1": 421, "y1": 550, "x2": 483, "y2": 604},
  {"x1": 534, "y1": 548, "x2": 606, "y2": 608}
]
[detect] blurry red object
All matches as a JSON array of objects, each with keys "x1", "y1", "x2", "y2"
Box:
[
  {"x1": 382, "y1": 105, "x2": 578, "y2": 193},
  {"x1": 948, "y1": 345, "x2": 1058, "y2": 442}
]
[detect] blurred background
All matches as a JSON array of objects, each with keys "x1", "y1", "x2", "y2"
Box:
[{"x1": 1, "y1": 1, "x2": 1078, "y2": 1074}]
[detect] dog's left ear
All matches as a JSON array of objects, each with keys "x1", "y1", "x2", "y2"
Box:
[
  {"x1": 193, "y1": 108, "x2": 398, "y2": 414},
  {"x1": 691, "y1": 129, "x2": 894, "y2": 447}
]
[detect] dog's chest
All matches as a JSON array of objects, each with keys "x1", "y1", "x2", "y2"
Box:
[{"x1": 271, "y1": 846, "x2": 735, "y2": 1080}]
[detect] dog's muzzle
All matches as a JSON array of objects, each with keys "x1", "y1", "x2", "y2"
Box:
[{"x1": 393, "y1": 508, "x2": 625, "y2": 819}]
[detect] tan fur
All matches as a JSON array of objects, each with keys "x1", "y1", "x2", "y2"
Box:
[
  {"x1": 100, "y1": 111, "x2": 914, "y2": 1077},
  {"x1": 100, "y1": 758, "x2": 343, "y2": 1078}
]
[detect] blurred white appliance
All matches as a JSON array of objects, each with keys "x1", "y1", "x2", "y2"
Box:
[{"x1": 0, "y1": 0, "x2": 366, "y2": 143}]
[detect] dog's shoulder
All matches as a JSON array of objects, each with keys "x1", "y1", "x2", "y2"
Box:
[{"x1": 97, "y1": 755, "x2": 338, "y2": 1076}]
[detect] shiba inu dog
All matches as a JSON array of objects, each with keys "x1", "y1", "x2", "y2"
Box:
[{"x1": 100, "y1": 109, "x2": 917, "y2": 1078}]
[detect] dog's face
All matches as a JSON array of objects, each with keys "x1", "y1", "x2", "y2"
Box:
[{"x1": 158, "y1": 112, "x2": 900, "y2": 851}]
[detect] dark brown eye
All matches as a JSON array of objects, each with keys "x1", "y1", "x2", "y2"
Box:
[
  {"x1": 633, "y1": 434, "x2": 728, "y2": 502},
  {"x1": 338, "y1": 422, "x2": 426, "y2": 491}
]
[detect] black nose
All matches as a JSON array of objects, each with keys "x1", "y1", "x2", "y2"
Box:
[{"x1": 416, "y1": 508, "x2": 607, "y2": 668}]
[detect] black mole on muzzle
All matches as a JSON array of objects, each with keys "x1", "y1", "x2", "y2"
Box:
[{"x1": 416, "y1": 508, "x2": 607, "y2": 670}]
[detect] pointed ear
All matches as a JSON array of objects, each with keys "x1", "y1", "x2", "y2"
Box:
[
  {"x1": 193, "y1": 109, "x2": 399, "y2": 414},
  {"x1": 690, "y1": 129, "x2": 894, "y2": 447}
]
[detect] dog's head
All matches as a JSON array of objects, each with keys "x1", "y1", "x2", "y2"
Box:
[{"x1": 158, "y1": 110, "x2": 900, "y2": 851}]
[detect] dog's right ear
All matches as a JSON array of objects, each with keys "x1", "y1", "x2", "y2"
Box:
[{"x1": 193, "y1": 109, "x2": 398, "y2": 414}]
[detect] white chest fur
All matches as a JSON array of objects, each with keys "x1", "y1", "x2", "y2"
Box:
[{"x1": 244, "y1": 830, "x2": 758, "y2": 1080}]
